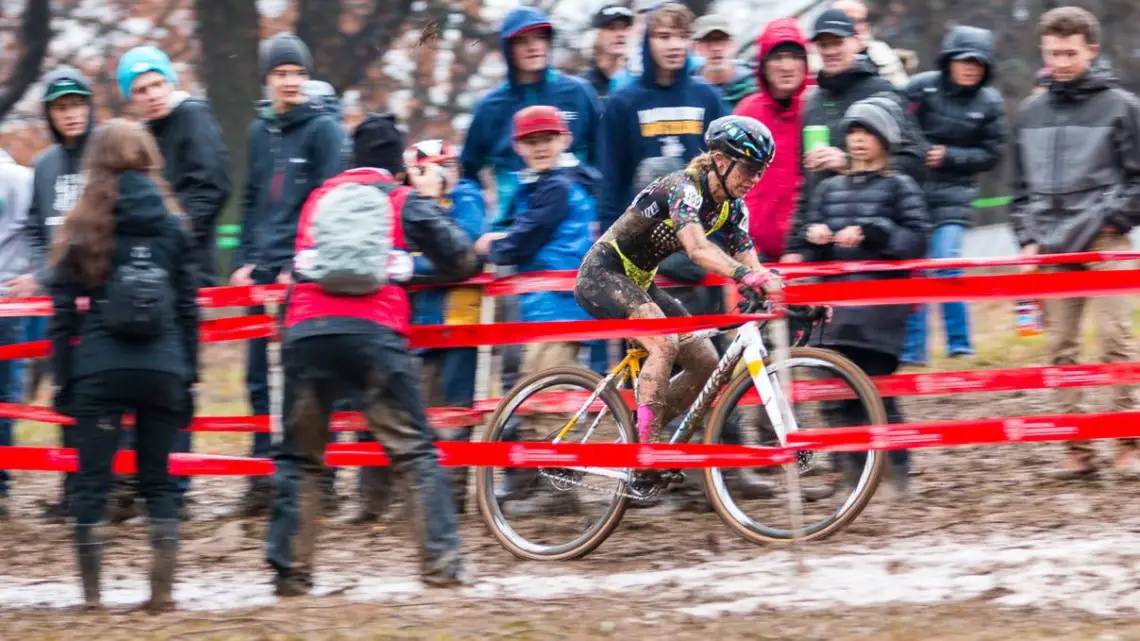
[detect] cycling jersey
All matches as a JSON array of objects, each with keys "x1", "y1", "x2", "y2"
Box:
[{"x1": 599, "y1": 169, "x2": 754, "y2": 290}]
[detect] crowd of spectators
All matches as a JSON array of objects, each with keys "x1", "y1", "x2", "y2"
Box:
[{"x1": 0, "y1": 0, "x2": 1137, "y2": 608}]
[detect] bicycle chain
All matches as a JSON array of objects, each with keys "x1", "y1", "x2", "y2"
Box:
[{"x1": 537, "y1": 468, "x2": 684, "y2": 501}]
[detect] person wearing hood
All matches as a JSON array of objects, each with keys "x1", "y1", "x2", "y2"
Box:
[
  {"x1": 48, "y1": 119, "x2": 200, "y2": 612},
  {"x1": 691, "y1": 14, "x2": 756, "y2": 108},
  {"x1": 230, "y1": 33, "x2": 344, "y2": 517},
  {"x1": 7, "y1": 66, "x2": 96, "y2": 521},
  {"x1": 733, "y1": 18, "x2": 810, "y2": 261},
  {"x1": 0, "y1": 149, "x2": 33, "y2": 521},
  {"x1": 794, "y1": 99, "x2": 930, "y2": 496},
  {"x1": 460, "y1": 6, "x2": 601, "y2": 224},
  {"x1": 597, "y1": 2, "x2": 729, "y2": 233},
  {"x1": 1010, "y1": 7, "x2": 1140, "y2": 480},
  {"x1": 582, "y1": 5, "x2": 635, "y2": 97},
  {"x1": 899, "y1": 27, "x2": 1007, "y2": 365},
  {"x1": 782, "y1": 8, "x2": 926, "y2": 263},
  {"x1": 116, "y1": 45, "x2": 231, "y2": 520}
]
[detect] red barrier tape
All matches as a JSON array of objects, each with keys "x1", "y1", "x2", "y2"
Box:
[
  {"x1": 0, "y1": 442, "x2": 796, "y2": 474},
  {"x1": 5, "y1": 408, "x2": 1139, "y2": 474},
  {"x1": 3, "y1": 361, "x2": 1139, "y2": 432}
]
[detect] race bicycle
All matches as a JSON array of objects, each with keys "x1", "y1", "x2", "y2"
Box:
[{"x1": 475, "y1": 290, "x2": 889, "y2": 561}]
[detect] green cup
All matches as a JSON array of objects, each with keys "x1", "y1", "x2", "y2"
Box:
[{"x1": 803, "y1": 125, "x2": 830, "y2": 154}]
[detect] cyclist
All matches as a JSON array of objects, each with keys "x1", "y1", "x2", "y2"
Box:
[{"x1": 574, "y1": 115, "x2": 779, "y2": 446}]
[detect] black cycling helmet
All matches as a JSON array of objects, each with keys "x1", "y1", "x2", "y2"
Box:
[
  {"x1": 704, "y1": 115, "x2": 775, "y2": 200},
  {"x1": 705, "y1": 115, "x2": 776, "y2": 167}
]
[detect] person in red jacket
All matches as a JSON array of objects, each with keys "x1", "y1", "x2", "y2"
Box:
[
  {"x1": 733, "y1": 18, "x2": 810, "y2": 260},
  {"x1": 265, "y1": 114, "x2": 480, "y2": 595}
]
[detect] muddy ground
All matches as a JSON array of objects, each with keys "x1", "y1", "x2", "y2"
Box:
[{"x1": 1, "y1": 303, "x2": 1138, "y2": 639}]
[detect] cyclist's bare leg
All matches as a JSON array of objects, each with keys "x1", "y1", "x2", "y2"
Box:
[
  {"x1": 630, "y1": 302, "x2": 675, "y2": 443},
  {"x1": 662, "y1": 335, "x2": 719, "y2": 427}
]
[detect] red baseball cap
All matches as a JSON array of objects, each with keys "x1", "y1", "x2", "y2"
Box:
[{"x1": 512, "y1": 105, "x2": 568, "y2": 140}]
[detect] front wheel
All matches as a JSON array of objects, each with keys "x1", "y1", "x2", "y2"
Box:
[
  {"x1": 703, "y1": 347, "x2": 888, "y2": 544},
  {"x1": 475, "y1": 366, "x2": 635, "y2": 561}
]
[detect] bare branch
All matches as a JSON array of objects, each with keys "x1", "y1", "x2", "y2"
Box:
[{"x1": 0, "y1": 0, "x2": 51, "y2": 120}]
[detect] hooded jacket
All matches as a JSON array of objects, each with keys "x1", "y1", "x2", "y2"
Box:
[
  {"x1": 906, "y1": 26, "x2": 1007, "y2": 228},
  {"x1": 48, "y1": 172, "x2": 200, "y2": 390},
  {"x1": 708, "y1": 61, "x2": 758, "y2": 108},
  {"x1": 597, "y1": 26, "x2": 729, "y2": 231},
  {"x1": 237, "y1": 99, "x2": 343, "y2": 272},
  {"x1": 733, "y1": 18, "x2": 809, "y2": 260},
  {"x1": 785, "y1": 56, "x2": 927, "y2": 256},
  {"x1": 459, "y1": 7, "x2": 602, "y2": 223},
  {"x1": 26, "y1": 67, "x2": 95, "y2": 283},
  {"x1": 147, "y1": 92, "x2": 232, "y2": 286},
  {"x1": 1010, "y1": 58, "x2": 1140, "y2": 253},
  {"x1": 490, "y1": 155, "x2": 600, "y2": 323},
  {"x1": 0, "y1": 151, "x2": 33, "y2": 283}
]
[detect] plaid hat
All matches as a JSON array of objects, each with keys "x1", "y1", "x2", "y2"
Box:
[
  {"x1": 692, "y1": 14, "x2": 732, "y2": 41},
  {"x1": 593, "y1": 4, "x2": 635, "y2": 28},
  {"x1": 811, "y1": 9, "x2": 857, "y2": 40},
  {"x1": 512, "y1": 106, "x2": 568, "y2": 140},
  {"x1": 352, "y1": 113, "x2": 406, "y2": 174}
]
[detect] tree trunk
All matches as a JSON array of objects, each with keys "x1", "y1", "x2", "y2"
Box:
[
  {"x1": 295, "y1": 0, "x2": 416, "y2": 93},
  {"x1": 0, "y1": 0, "x2": 51, "y2": 121},
  {"x1": 194, "y1": 0, "x2": 261, "y2": 277}
]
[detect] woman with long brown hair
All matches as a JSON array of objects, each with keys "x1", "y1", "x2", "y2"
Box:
[{"x1": 48, "y1": 118, "x2": 199, "y2": 612}]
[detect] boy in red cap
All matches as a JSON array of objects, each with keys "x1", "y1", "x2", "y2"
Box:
[{"x1": 473, "y1": 106, "x2": 601, "y2": 515}]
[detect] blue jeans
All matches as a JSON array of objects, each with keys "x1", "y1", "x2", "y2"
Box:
[
  {"x1": 902, "y1": 224, "x2": 972, "y2": 362},
  {"x1": 0, "y1": 317, "x2": 23, "y2": 496},
  {"x1": 267, "y1": 331, "x2": 461, "y2": 580},
  {"x1": 245, "y1": 268, "x2": 277, "y2": 461}
]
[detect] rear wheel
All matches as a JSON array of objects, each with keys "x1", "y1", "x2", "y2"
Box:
[
  {"x1": 475, "y1": 366, "x2": 635, "y2": 561},
  {"x1": 703, "y1": 347, "x2": 887, "y2": 544}
]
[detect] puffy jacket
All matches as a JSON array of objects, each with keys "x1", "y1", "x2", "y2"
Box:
[
  {"x1": 906, "y1": 27, "x2": 1007, "y2": 228},
  {"x1": 799, "y1": 170, "x2": 930, "y2": 357},
  {"x1": 733, "y1": 18, "x2": 809, "y2": 260},
  {"x1": 26, "y1": 67, "x2": 95, "y2": 283},
  {"x1": 147, "y1": 92, "x2": 232, "y2": 285},
  {"x1": 48, "y1": 172, "x2": 200, "y2": 388},
  {"x1": 460, "y1": 6, "x2": 602, "y2": 223},
  {"x1": 1010, "y1": 58, "x2": 1140, "y2": 253},
  {"x1": 786, "y1": 57, "x2": 927, "y2": 257},
  {"x1": 411, "y1": 178, "x2": 487, "y2": 326},
  {"x1": 489, "y1": 156, "x2": 599, "y2": 323},
  {"x1": 285, "y1": 168, "x2": 480, "y2": 340}
]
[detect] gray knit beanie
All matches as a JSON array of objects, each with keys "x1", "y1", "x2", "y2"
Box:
[
  {"x1": 841, "y1": 99, "x2": 900, "y2": 150},
  {"x1": 260, "y1": 33, "x2": 314, "y2": 79}
]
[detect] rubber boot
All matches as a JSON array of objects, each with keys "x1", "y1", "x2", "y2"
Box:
[
  {"x1": 144, "y1": 518, "x2": 178, "y2": 613},
  {"x1": 74, "y1": 521, "x2": 103, "y2": 610}
]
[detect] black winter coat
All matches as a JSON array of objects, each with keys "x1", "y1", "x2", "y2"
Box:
[
  {"x1": 799, "y1": 171, "x2": 930, "y2": 358},
  {"x1": 148, "y1": 96, "x2": 232, "y2": 286},
  {"x1": 906, "y1": 26, "x2": 1008, "y2": 228},
  {"x1": 786, "y1": 57, "x2": 928, "y2": 256},
  {"x1": 49, "y1": 172, "x2": 201, "y2": 409}
]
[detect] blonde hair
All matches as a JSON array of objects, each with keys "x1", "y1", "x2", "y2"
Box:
[{"x1": 685, "y1": 152, "x2": 715, "y2": 179}]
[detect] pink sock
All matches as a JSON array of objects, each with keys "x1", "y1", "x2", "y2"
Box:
[{"x1": 636, "y1": 405, "x2": 657, "y2": 443}]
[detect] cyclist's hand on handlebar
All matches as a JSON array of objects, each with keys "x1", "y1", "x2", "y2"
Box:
[{"x1": 739, "y1": 267, "x2": 781, "y2": 294}]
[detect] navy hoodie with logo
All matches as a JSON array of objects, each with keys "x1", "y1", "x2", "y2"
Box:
[
  {"x1": 26, "y1": 67, "x2": 96, "y2": 283},
  {"x1": 597, "y1": 28, "x2": 729, "y2": 231},
  {"x1": 459, "y1": 6, "x2": 602, "y2": 224},
  {"x1": 236, "y1": 100, "x2": 343, "y2": 273}
]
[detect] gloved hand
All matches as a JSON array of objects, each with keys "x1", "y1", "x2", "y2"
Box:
[{"x1": 740, "y1": 268, "x2": 778, "y2": 293}]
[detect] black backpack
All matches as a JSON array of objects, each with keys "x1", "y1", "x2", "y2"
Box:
[{"x1": 103, "y1": 243, "x2": 171, "y2": 340}]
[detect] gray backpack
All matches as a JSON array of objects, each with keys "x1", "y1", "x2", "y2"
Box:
[{"x1": 295, "y1": 181, "x2": 394, "y2": 295}]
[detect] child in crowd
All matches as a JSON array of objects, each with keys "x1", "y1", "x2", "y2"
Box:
[
  {"x1": 473, "y1": 105, "x2": 600, "y2": 516},
  {"x1": 796, "y1": 98, "x2": 930, "y2": 495},
  {"x1": 406, "y1": 139, "x2": 486, "y2": 514}
]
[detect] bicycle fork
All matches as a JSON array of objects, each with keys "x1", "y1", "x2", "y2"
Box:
[{"x1": 738, "y1": 323, "x2": 801, "y2": 448}]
